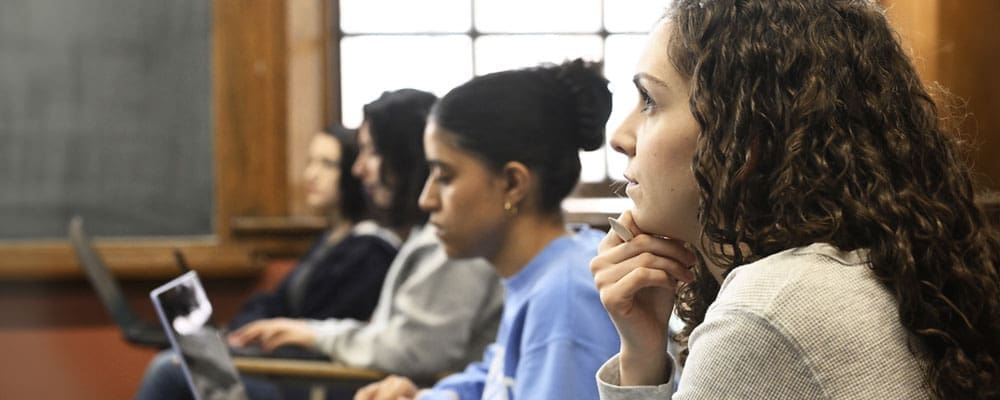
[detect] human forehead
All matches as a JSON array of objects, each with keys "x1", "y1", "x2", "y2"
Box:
[
  {"x1": 424, "y1": 122, "x2": 461, "y2": 159},
  {"x1": 424, "y1": 123, "x2": 490, "y2": 171},
  {"x1": 636, "y1": 20, "x2": 683, "y2": 89},
  {"x1": 357, "y1": 122, "x2": 373, "y2": 145},
  {"x1": 310, "y1": 134, "x2": 340, "y2": 154}
]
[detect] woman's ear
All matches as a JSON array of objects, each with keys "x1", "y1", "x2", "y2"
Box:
[{"x1": 500, "y1": 161, "x2": 532, "y2": 207}]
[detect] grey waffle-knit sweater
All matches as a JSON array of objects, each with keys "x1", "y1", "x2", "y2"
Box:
[{"x1": 598, "y1": 243, "x2": 931, "y2": 399}]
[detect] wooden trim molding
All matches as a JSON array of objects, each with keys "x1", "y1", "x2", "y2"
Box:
[
  {"x1": 231, "y1": 216, "x2": 328, "y2": 236},
  {"x1": 0, "y1": 242, "x2": 257, "y2": 281}
]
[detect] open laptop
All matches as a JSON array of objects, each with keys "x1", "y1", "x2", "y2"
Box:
[
  {"x1": 72, "y1": 216, "x2": 329, "y2": 362},
  {"x1": 69, "y1": 216, "x2": 170, "y2": 348},
  {"x1": 151, "y1": 270, "x2": 249, "y2": 400}
]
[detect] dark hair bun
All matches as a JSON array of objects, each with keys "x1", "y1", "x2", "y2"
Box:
[{"x1": 550, "y1": 59, "x2": 612, "y2": 152}]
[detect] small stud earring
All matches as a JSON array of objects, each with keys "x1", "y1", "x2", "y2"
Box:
[{"x1": 503, "y1": 200, "x2": 518, "y2": 216}]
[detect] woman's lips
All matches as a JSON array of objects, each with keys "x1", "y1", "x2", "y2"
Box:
[
  {"x1": 625, "y1": 182, "x2": 639, "y2": 199},
  {"x1": 623, "y1": 174, "x2": 638, "y2": 197}
]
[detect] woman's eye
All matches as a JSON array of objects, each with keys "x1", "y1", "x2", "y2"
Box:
[
  {"x1": 430, "y1": 168, "x2": 451, "y2": 185},
  {"x1": 639, "y1": 89, "x2": 656, "y2": 111}
]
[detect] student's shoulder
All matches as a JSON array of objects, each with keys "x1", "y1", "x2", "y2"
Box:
[
  {"x1": 530, "y1": 228, "x2": 604, "y2": 303},
  {"x1": 330, "y1": 233, "x2": 398, "y2": 261},
  {"x1": 554, "y1": 224, "x2": 604, "y2": 268},
  {"x1": 712, "y1": 243, "x2": 885, "y2": 333},
  {"x1": 723, "y1": 243, "x2": 868, "y2": 294},
  {"x1": 347, "y1": 233, "x2": 398, "y2": 252},
  {"x1": 569, "y1": 224, "x2": 606, "y2": 249},
  {"x1": 520, "y1": 228, "x2": 612, "y2": 345},
  {"x1": 351, "y1": 220, "x2": 402, "y2": 248},
  {"x1": 405, "y1": 226, "x2": 495, "y2": 277}
]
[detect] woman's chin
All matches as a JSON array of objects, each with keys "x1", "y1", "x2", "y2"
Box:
[
  {"x1": 306, "y1": 199, "x2": 334, "y2": 213},
  {"x1": 305, "y1": 200, "x2": 326, "y2": 212},
  {"x1": 631, "y1": 210, "x2": 675, "y2": 240}
]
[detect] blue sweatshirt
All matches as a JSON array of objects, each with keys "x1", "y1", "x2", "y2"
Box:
[{"x1": 420, "y1": 226, "x2": 620, "y2": 400}]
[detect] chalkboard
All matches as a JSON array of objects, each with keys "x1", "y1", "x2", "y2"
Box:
[{"x1": 0, "y1": 0, "x2": 213, "y2": 240}]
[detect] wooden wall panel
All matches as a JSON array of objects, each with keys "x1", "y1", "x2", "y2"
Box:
[
  {"x1": 214, "y1": 0, "x2": 290, "y2": 238},
  {"x1": 286, "y1": 0, "x2": 329, "y2": 217},
  {"x1": 937, "y1": 1, "x2": 1000, "y2": 190},
  {"x1": 885, "y1": 0, "x2": 1000, "y2": 190}
]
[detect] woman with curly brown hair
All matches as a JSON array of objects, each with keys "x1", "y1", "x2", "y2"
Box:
[{"x1": 590, "y1": 0, "x2": 1000, "y2": 398}]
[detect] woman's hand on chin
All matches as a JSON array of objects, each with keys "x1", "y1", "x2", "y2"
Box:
[{"x1": 591, "y1": 210, "x2": 696, "y2": 386}]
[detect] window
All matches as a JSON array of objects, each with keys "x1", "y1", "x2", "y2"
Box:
[{"x1": 337, "y1": 0, "x2": 668, "y2": 188}]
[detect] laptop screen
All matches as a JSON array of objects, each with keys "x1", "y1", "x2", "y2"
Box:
[{"x1": 150, "y1": 271, "x2": 248, "y2": 400}]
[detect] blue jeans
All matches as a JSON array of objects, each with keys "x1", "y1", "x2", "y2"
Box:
[{"x1": 135, "y1": 351, "x2": 196, "y2": 400}]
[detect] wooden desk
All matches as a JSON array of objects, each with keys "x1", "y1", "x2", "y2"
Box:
[
  {"x1": 233, "y1": 357, "x2": 386, "y2": 381},
  {"x1": 233, "y1": 357, "x2": 389, "y2": 400}
]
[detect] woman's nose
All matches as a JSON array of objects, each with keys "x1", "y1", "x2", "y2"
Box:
[
  {"x1": 609, "y1": 112, "x2": 638, "y2": 157},
  {"x1": 418, "y1": 181, "x2": 438, "y2": 212}
]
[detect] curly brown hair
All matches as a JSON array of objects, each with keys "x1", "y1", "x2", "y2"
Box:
[{"x1": 665, "y1": 0, "x2": 1000, "y2": 398}]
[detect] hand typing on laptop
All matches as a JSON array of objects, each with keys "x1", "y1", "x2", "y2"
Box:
[{"x1": 226, "y1": 318, "x2": 316, "y2": 353}]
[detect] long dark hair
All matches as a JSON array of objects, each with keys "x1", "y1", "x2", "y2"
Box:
[
  {"x1": 430, "y1": 59, "x2": 611, "y2": 214},
  {"x1": 666, "y1": 1, "x2": 999, "y2": 398},
  {"x1": 323, "y1": 125, "x2": 367, "y2": 223},
  {"x1": 362, "y1": 89, "x2": 437, "y2": 228}
]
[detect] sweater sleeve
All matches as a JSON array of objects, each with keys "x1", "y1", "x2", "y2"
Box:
[
  {"x1": 674, "y1": 309, "x2": 824, "y2": 399},
  {"x1": 597, "y1": 309, "x2": 824, "y2": 400},
  {"x1": 596, "y1": 354, "x2": 675, "y2": 400},
  {"x1": 419, "y1": 344, "x2": 496, "y2": 399},
  {"x1": 310, "y1": 245, "x2": 502, "y2": 378},
  {"x1": 515, "y1": 338, "x2": 616, "y2": 400}
]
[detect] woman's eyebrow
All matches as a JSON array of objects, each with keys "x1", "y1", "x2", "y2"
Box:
[
  {"x1": 633, "y1": 73, "x2": 671, "y2": 91},
  {"x1": 427, "y1": 160, "x2": 452, "y2": 171}
]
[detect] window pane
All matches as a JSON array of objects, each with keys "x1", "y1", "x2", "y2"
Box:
[
  {"x1": 340, "y1": 35, "x2": 473, "y2": 127},
  {"x1": 475, "y1": 0, "x2": 601, "y2": 33},
  {"x1": 475, "y1": 35, "x2": 603, "y2": 75},
  {"x1": 604, "y1": 0, "x2": 670, "y2": 33},
  {"x1": 579, "y1": 148, "x2": 607, "y2": 183},
  {"x1": 341, "y1": 0, "x2": 471, "y2": 33},
  {"x1": 604, "y1": 34, "x2": 648, "y2": 181}
]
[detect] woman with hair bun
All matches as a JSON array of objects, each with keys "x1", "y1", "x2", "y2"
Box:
[{"x1": 355, "y1": 59, "x2": 621, "y2": 400}]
